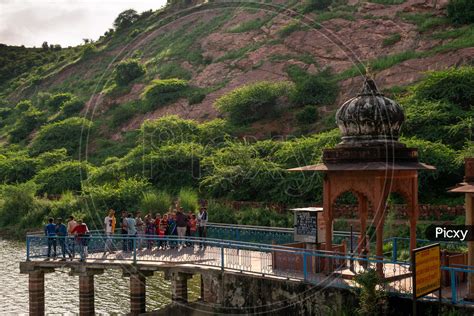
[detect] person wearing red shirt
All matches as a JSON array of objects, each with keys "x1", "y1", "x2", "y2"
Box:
[{"x1": 72, "y1": 220, "x2": 89, "y2": 261}]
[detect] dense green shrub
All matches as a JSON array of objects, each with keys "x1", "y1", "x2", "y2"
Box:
[
  {"x1": 9, "y1": 107, "x2": 45, "y2": 143},
  {"x1": 197, "y1": 119, "x2": 233, "y2": 146},
  {"x1": 447, "y1": 0, "x2": 474, "y2": 25},
  {"x1": 114, "y1": 59, "x2": 145, "y2": 86},
  {"x1": 401, "y1": 137, "x2": 463, "y2": 199},
  {"x1": 402, "y1": 99, "x2": 470, "y2": 149},
  {"x1": 238, "y1": 207, "x2": 291, "y2": 227},
  {"x1": 114, "y1": 9, "x2": 140, "y2": 30},
  {"x1": 295, "y1": 105, "x2": 319, "y2": 125},
  {"x1": 141, "y1": 142, "x2": 204, "y2": 189},
  {"x1": 0, "y1": 153, "x2": 37, "y2": 183},
  {"x1": 29, "y1": 117, "x2": 93, "y2": 156},
  {"x1": 413, "y1": 67, "x2": 474, "y2": 109},
  {"x1": 14, "y1": 100, "x2": 33, "y2": 113},
  {"x1": 289, "y1": 68, "x2": 339, "y2": 106},
  {"x1": 34, "y1": 161, "x2": 91, "y2": 195},
  {"x1": 207, "y1": 201, "x2": 238, "y2": 224},
  {"x1": 140, "y1": 115, "x2": 198, "y2": 148},
  {"x1": 214, "y1": 81, "x2": 293, "y2": 125},
  {"x1": 36, "y1": 148, "x2": 69, "y2": 169},
  {"x1": 187, "y1": 91, "x2": 206, "y2": 105},
  {"x1": 46, "y1": 93, "x2": 74, "y2": 110},
  {"x1": 0, "y1": 182, "x2": 38, "y2": 227},
  {"x1": 178, "y1": 188, "x2": 199, "y2": 212},
  {"x1": 140, "y1": 190, "x2": 172, "y2": 214},
  {"x1": 60, "y1": 98, "x2": 84, "y2": 117},
  {"x1": 83, "y1": 178, "x2": 151, "y2": 211},
  {"x1": 354, "y1": 269, "x2": 388, "y2": 316},
  {"x1": 302, "y1": 0, "x2": 333, "y2": 12},
  {"x1": 142, "y1": 79, "x2": 189, "y2": 108},
  {"x1": 201, "y1": 142, "x2": 284, "y2": 201}
]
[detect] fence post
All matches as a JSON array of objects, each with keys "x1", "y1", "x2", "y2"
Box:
[
  {"x1": 26, "y1": 236, "x2": 30, "y2": 261},
  {"x1": 450, "y1": 269, "x2": 457, "y2": 304},
  {"x1": 392, "y1": 238, "x2": 398, "y2": 263},
  {"x1": 133, "y1": 238, "x2": 137, "y2": 264},
  {"x1": 303, "y1": 252, "x2": 308, "y2": 281},
  {"x1": 220, "y1": 243, "x2": 224, "y2": 271}
]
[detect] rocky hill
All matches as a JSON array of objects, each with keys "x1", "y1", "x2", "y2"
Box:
[{"x1": 2, "y1": 0, "x2": 473, "y2": 141}]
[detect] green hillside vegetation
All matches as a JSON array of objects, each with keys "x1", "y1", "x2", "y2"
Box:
[{"x1": 0, "y1": 0, "x2": 473, "y2": 237}]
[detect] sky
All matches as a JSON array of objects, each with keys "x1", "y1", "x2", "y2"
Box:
[{"x1": 0, "y1": 0, "x2": 168, "y2": 47}]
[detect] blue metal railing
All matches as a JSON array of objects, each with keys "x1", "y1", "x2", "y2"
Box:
[{"x1": 24, "y1": 233, "x2": 474, "y2": 306}]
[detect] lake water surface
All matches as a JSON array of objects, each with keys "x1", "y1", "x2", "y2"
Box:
[{"x1": 0, "y1": 239, "x2": 200, "y2": 314}]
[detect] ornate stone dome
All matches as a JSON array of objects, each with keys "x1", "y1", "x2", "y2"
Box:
[{"x1": 335, "y1": 78, "x2": 405, "y2": 147}]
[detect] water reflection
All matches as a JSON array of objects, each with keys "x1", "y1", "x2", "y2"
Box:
[{"x1": 0, "y1": 239, "x2": 201, "y2": 314}]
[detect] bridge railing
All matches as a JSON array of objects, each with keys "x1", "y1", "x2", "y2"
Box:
[{"x1": 26, "y1": 234, "x2": 408, "y2": 292}]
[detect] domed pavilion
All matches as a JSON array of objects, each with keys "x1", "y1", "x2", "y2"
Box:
[{"x1": 289, "y1": 77, "x2": 435, "y2": 274}]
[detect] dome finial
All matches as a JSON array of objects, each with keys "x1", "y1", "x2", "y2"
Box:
[{"x1": 361, "y1": 63, "x2": 380, "y2": 95}]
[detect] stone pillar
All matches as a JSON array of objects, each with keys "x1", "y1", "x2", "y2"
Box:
[
  {"x1": 79, "y1": 275, "x2": 94, "y2": 316},
  {"x1": 130, "y1": 273, "x2": 146, "y2": 315},
  {"x1": 29, "y1": 270, "x2": 45, "y2": 316},
  {"x1": 167, "y1": 272, "x2": 193, "y2": 303},
  {"x1": 201, "y1": 272, "x2": 222, "y2": 304},
  {"x1": 123, "y1": 269, "x2": 154, "y2": 315},
  {"x1": 70, "y1": 267, "x2": 103, "y2": 316}
]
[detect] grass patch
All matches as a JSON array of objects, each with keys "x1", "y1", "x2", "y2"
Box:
[
  {"x1": 382, "y1": 33, "x2": 402, "y2": 46},
  {"x1": 398, "y1": 12, "x2": 450, "y2": 32},
  {"x1": 277, "y1": 21, "x2": 306, "y2": 38},
  {"x1": 228, "y1": 18, "x2": 268, "y2": 33},
  {"x1": 216, "y1": 42, "x2": 262, "y2": 62},
  {"x1": 269, "y1": 53, "x2": 317, "y2": 65},
  {"x1": 156, "y1": 62, "x2": 192, "y2": 80},
  {"x1": 369, "y1": 0, "x2": 405, "y2": 4},
  {"x1": 314, "y1": 11, "x2": 356, "y2": 23}
]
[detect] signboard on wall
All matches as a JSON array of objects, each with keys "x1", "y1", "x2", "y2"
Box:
[
  {"x1": 412, "y1": 243, "x2": 441, "y2": 299},
  {"x1": 291, "y1": 207, "x2": 325, "y2": 243}
]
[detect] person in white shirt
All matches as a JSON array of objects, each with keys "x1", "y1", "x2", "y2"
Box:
[
  {"x1": 103, "y1": 209, "x2": 116, "y2": 255},
  {"x1": 197, "y1": 207, "x2": 208, "y2": 249}
]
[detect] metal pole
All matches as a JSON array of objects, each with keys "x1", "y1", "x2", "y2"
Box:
[
  {"x1": 392, "y1": 237, "x2": 398, "y2": 263},
  {"x1": 220, "y1": 243, "x2": 224, "y2": 271},
  {"x1": 133, "y1": 237, "x2": 137, "y2": 264},
  {"x1": 412, "y1": 250, "x2": 417, "y2": 316},
  {"x1": 26, "y1": 236, "x2": 30, "y2": 261}
]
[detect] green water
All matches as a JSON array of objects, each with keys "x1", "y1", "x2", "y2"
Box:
[{"x1": 0, "y1": 239, "x2": 201, "y2": 314}]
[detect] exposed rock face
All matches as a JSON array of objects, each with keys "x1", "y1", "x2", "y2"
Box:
[{"x1": 336, "y1": 78, "x2": 405, "y2": 146}]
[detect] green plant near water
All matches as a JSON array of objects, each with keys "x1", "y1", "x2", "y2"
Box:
[
  {"x1": 353, "y1": 269, "x2": 388, "y2": 316},
  {"x1": 140, "y1": 190, "x2": 172, "y2": 214},
  {"x1": 178, "y1": 188, "x2": 199, "y2": 212}
]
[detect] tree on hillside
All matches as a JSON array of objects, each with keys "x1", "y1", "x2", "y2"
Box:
[{"x1": 114, "y1": 9, "x2": 140, "y2": 30}]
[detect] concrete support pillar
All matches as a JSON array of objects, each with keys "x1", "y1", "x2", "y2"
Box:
[
  {"x1": 123, "y1": 268, "x2": 154, "y2": 315},
  {"x1": 79, "y1": 275, "x2": 95, "y2": 316},
  {"x1": 201, "y1": 272, "x2": 222, "y2": 304},
  {"x1": 29, "y1": 270, "x2": 45, "y2": 316},
  {"x1": 130, "y1": 273, "x2": 146, "y2": 315},
  {"x1": 167, "y1": 272, "x2": 193, "y2": 303},
  {"x1": 70, "y1": 267, "x2": 103, "y2": 316}
]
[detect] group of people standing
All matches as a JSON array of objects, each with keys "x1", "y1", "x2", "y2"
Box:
[
  {"x1": 103, "y1": 206, "x2": 209, "y2": 254},
  {"x1": 44, "y1": 215, "x2": 89, "y2": 261}
]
